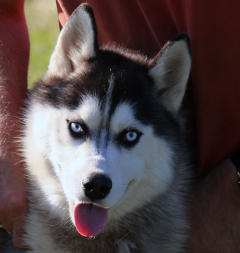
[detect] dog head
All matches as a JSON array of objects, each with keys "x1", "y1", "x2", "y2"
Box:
[{"x1": 23, "y1": 4, "x2": 191, "y2": 238}]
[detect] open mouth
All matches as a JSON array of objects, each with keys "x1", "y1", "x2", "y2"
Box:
[
  {"x1": 73, "y1": 179, "x2": 137, "y2": 237},
  {"x1": 74, "y1": 202, "x2": 108, "y2": 237}
]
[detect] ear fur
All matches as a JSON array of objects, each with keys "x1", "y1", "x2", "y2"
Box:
[
  {"x1": 149, "y1": 34, "x2": 191, "y2": 114},
  {"x1": 47, "y1": 4, "x2": 98, "y2": 77}
]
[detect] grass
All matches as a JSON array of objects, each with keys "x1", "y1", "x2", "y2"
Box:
[{"x1": 25, "y1": 0, "x2": 59, "y2": 88}]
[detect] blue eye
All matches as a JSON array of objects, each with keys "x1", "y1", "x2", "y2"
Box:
[
  {"x1": 117, "y1": 128, "x2": 142, "y2": 148},
  {"x1": 125, "y1": 131, "x2": 138, "y2": 142},
  {"x1": 70, "y1": 122, "x2": 83, "y2": 133},
  {"x1": 68, "y1": 121, "x2": 88, "y2": 139}
]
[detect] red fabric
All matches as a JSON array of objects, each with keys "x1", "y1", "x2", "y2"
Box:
[
  {"x1": 57, "y1": 0, "x2": 240, "y2": 174},
  {"x1": 0, "y1": 0, "x2": 25, "y2": 15},
  {"x1": 0, "y1": 1, "x2": 29, "y2": 154},
  {"x1": 0, "y1": 0, "x2": 29, "y2": 248}
]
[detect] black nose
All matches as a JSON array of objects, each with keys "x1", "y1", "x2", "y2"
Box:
[{"x1": 83, "y1": 174, "x2": 112, "y2": 201}]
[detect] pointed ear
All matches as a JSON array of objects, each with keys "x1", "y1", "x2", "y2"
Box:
[
  {"x1": 47, "y1": 4, "x2": 98, "y2": 77},
  {"x1": 149, "y1": 34, "x2": 191, "y2": 114}
]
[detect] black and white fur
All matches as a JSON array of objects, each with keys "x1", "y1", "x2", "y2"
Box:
[{"x1": 12, "y1": 4, "x2": 191, "y2": 253}]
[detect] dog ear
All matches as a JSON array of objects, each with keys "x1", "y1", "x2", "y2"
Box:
[
  {"x1": 47, "y1": 4, "x2": 98, "y2": 77},
  {"x1": 149, "y1": 35, "x2": 191, "y2": 114}
]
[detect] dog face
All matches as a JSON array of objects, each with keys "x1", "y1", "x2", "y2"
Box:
[{"x1": 23, "y1": 4, "x2": 191, "y2": 237}]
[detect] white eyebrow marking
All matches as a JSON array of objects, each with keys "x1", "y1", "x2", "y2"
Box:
[
  {"x1": 67, "y1": 95, "x2": 101, "y2": 132},
  {"x1": 110, "y1": 102, "x2": 138, "y2": 134}
]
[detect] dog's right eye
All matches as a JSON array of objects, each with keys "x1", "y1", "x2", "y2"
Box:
[{"x1": 68, "y1": 122, "x2": 88, "y2": 139}]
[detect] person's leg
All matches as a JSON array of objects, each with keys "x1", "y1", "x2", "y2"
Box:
[
  {"x1": 0, "y1": 0, "x2": 29, "y2": 248},
  {"x1": 189, "y1": 159, "x2": 240, "y2": 253}
]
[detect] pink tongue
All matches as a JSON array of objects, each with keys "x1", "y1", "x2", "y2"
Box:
[{"x1": 74, "y1": 203, "x2": 108, "y2": 237}]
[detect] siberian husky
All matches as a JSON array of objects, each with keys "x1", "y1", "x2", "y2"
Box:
[{"x1": 7, "y1": 3, "x2": 192, "y2": 253}]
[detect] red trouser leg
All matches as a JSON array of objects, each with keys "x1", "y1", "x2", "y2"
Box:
[{"x1": 0, "y1": 0, "x2": 29, "y2": 248}]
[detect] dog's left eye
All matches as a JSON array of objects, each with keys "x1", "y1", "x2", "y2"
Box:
[
  {"x1": 68, "y1": 122, "x2": 88, "y2": 139},
  {"x1": 117, "y1": 129, "x2": 142, "y2": 148},
  {"x1": 125, "y1": 131, "x2": 138, "y2": 142}
]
